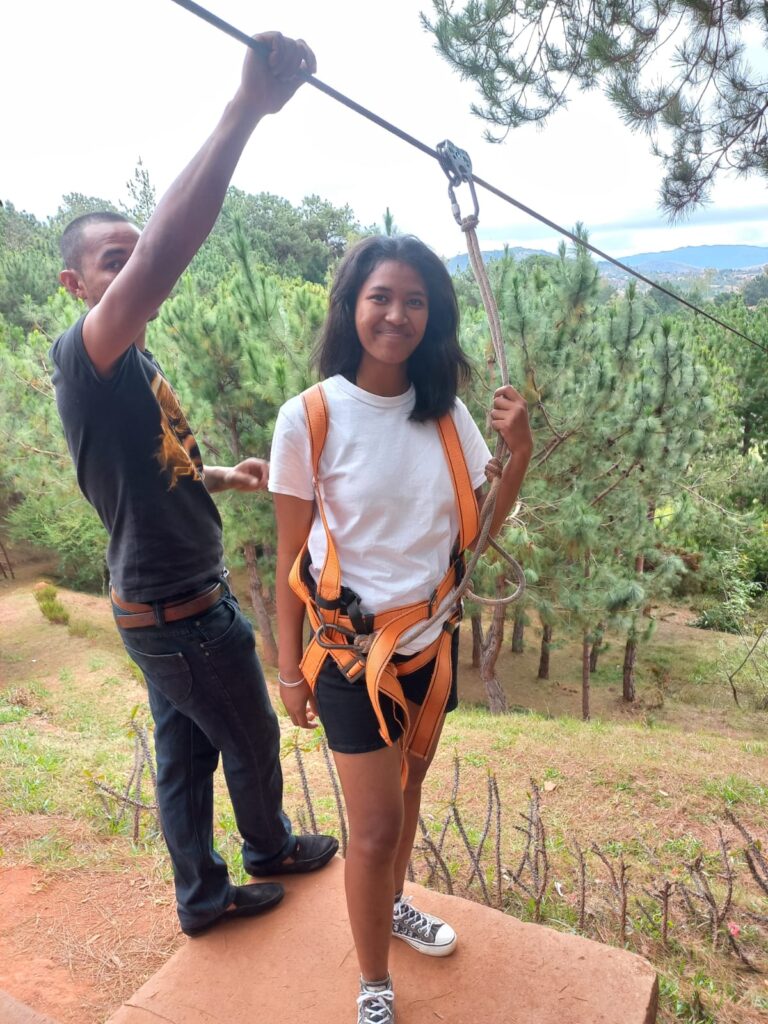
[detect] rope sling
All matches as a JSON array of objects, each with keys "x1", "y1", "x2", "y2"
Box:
[{"x1": 398, "y1": 141, "x2": 526, "y2": 650}]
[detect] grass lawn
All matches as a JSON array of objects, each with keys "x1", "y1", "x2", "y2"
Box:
[{"x1": 1, "y1": 549, "x2": 766, "y2": 1023}]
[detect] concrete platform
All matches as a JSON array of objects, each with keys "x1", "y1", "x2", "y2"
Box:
[
  {"x1": 106, "y1": 858, "x2": 658, "y2": 1024},
  {"x1": 0, "y1": 990, "x2": 60, "y2": 1024}
]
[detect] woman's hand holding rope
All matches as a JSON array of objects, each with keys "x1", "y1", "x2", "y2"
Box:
[
  {"x1": 399, "y1": 389, "x2": 532, "y2": 647},
  {"x1": 485, "y1": 385, "x2": 533, "y2": 537},
  {"x1": 491, "y1": 385, "x2": 533, "y2": 459}
]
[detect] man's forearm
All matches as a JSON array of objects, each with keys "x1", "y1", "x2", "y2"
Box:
[
  {"x1": 202, "y1": 466, "x2": 230, "y2": 494},
  {"x1": 116, "y1": 95, "x2": 262, "y2": 324},
  {"x1": 85, "y1": 33, "x2": 314, "y2": 371}
]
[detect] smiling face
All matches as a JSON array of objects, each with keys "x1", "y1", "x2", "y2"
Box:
[
  {"x1": 60, "y1": 220, "x2": 141, "y2": 308},
  {"x1": 353, "y1": 260, "x2": 430, "y2": 380}
]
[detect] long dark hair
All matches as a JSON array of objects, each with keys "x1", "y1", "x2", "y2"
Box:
[{"x1": 315, "y1": 235, "x2": 470, "y2": 421}]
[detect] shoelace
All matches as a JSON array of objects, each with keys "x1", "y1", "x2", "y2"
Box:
[
  {"x1": 357, "y1": 987, "x2": 395, "y2": 1024},
  {"x1": 394, "y1": 896, "x2": 434, "y2": 938}
]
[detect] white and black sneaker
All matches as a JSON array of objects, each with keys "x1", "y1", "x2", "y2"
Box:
[
  {"x1": 392, "y1": 894, "x2": 457, "y2": 957},
  {"x1": 357, "y1": 976, "x2": 395, "y2": 1024}
]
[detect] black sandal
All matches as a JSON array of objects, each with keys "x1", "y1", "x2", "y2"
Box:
[
  {"x1": 248, "y1": 834, "x2": 339, "y2": 877},
  {"x1": 182, "y1": 882, "x2": 284, "y2": 936}
]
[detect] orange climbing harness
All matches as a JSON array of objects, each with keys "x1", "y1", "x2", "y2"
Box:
[{"x1": 288, "y1": 382, "x2": 480, "y2": 766}]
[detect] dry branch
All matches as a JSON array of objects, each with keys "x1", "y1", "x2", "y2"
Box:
[
  {"x1": 726, "y1": 810, "x2": 768, "y2": 898},
  {"x1": 591, "y1": 844, "x2": 630, "y2": 941}
]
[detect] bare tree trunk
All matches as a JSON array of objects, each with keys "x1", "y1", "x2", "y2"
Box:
[
  {"x1": 635, "y1": 545, "x2": 652, "y2": 616},
  {"x1": 510, "y1": 609, "x2": 525, "y2": 653},
  {"x1": 622, "y1": 634, "x2": 637, "y2": 703},
  {"x1": 623, "y1": 504, "x2": 653, "y2": 691},
  {"x1": 0, "y1": 538, "x2": 14, "y2": 579},
  {"x1": 537, "y1": 623, "x2": 552, "y2": 680},
  {"x1": 471, "y1": 612, "x2": 483, "y2": 668},
  {"x1": 480, "y1": 574, "x2": 508, "y2": 714},
  {"x1": 589, "y1": 622, "x2": 605, "y2": 672},
  {"x1": 582, "y1": 633, "x2": 591, "y2": 721},
  {"x1": 227, "y1": 421, "x2": 278, "y2": 666},
  {"x1": 582, "y1": 551, "x2": 591, "y2": 721},
  {"x1": 640, "y1": 502, "x2": 655, "y2": 615},
  {"x1": 243, "y1": 542, "x2": 278, "y2": 666}
]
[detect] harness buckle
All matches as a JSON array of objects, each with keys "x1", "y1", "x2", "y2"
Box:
[
  {"x1": 345, "y1": 594, "x2": 373, "y2": 637},
  {"x1": 436, "y1": 139, "x2": 479, "y2": 226}
]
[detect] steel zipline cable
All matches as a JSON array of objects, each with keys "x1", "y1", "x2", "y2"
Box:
[{"x1": 168, "y1": 0, "x2": 765, "y2": 355}]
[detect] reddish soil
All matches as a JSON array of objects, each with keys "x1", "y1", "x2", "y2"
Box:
[
  {"x1": 1, "y1": 548, "x2": 180, "y2": 1022},
  {"x1": 0, "y1": 846, "x2": 180, "y2": 1023}
]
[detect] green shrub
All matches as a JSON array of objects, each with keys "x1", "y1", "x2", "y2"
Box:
[
  {"x1": 8, "y1": 492, "x2": 107, "y2": 593},
  {"x1": 691, "y1": 550, "x2": 761, "y2": 634},
  {"x1": 68, "y1": 619, "x2": 98, "y2": 639},
  {"x1": 743, "y1": 521, "x2": 768, "y2": 588},
  {"x1": 32, "y1": 582, "x2": 70, "y2": 625}
]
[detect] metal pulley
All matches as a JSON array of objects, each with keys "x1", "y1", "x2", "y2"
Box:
[{"x1": 436, "y1": 139, "x2": 480, "y2": 226}]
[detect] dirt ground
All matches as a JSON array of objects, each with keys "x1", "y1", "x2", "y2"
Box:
[
  {"x1": 1, "y1": 544, "x2": 766, "y2": 1023},
  {"x1": 0, "y1": 857, "x2": 179, "y2": 1022},
  {"x1": 1, "y1": 549, "x2": 180, "y2": 1021}
]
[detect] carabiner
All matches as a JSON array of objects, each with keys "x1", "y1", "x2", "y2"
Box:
[
  {"x1": 437, "y1": 139, "x2": 480, "y2": 226},
  {"x1": 314, "y1": 621, "x2": 359, "y2": 651}
]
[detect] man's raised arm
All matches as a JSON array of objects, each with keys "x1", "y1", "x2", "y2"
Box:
[{"x1": 82, "y1": 32, "x2": 315, "y2": 377}]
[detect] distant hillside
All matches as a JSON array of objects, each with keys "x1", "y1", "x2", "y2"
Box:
[
  {"x1": 607, "y1": 245, "x2": 768, "y2": 273},
  {"x1": 447, "y1": 247, "x2": 552, "y2": 273},
  {"x1": 447, "y1": 244, "x2": 768, "y2": 275}
]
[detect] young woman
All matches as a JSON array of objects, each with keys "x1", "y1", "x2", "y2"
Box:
[{"x1": 269, "y1": 235, "x2": 532, "y2": 1023}]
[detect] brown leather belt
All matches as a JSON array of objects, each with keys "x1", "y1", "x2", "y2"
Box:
[{"x1": 111, "y1": 581, "x2": 225, "y2": 629}]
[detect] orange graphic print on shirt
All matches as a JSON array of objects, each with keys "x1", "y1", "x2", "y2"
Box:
[{"x1": 150, "y1": 372, "x2": 204, "y2": 489}]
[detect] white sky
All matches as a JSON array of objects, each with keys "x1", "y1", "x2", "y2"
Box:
[{"x1": 2, "y1": 0, "x2": 766, "y2": 260}]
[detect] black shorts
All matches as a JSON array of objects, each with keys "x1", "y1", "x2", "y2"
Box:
[{"x1": 314, "y1": 629, "x2": 460, "y2": 754}]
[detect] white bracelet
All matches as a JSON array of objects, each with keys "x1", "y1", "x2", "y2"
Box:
[{"x1": 278, "y1": 673, "x2": 306, "y2": 688}]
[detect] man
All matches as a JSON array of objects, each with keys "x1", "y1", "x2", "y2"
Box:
[{"x1": 51, "y1": 31, "x2": 337, "y2": 938}]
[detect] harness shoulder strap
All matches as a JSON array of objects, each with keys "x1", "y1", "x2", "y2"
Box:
[
  {"x1": 300, "y1": 383, "x2": 341, "y2": 603},
  {"x1": 301, "y1": 382, "x2": 329, "y2": 482},
  {"x1": 436, "y1": 409, "x2": 480, "y2": 552}
]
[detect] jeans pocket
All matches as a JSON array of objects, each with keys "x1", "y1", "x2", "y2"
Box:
[
  {"x1": 199, "y1": 599, "x2": 255, "y2": 655},
  {"x1": 123, "y1": 646, "x2": 194, "y2": 706}
]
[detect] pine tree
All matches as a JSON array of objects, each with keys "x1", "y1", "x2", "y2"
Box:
[
  {"x1": 123, "y1": 158, "x2": 157, "y2": 227},
  {"x1": 468, "y1": 237, "x2": 717, "y2": 717},
  {"x1": 424, "y1": 0, "x2": 768, "y2": 213},
  {"x1": 0, "y1": 293, "x2": 109, "y2": 590}
]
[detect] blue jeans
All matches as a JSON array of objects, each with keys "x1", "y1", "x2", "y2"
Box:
[{"x1": 116, "y1": 586, "x2": 294, "y2": 932}]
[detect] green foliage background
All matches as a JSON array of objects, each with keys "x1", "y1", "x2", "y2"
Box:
[{"x1": 1, "y1": 177, "x2": 766, "y2": 701}]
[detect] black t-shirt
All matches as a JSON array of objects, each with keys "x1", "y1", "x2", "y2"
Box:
[{"x1": 50, "y1": 315, "x2": 224, "y2": 602}]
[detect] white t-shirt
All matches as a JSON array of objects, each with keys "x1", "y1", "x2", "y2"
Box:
[{"x1": 269, "y1": 375, "x2": 491, "y2": 653}]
